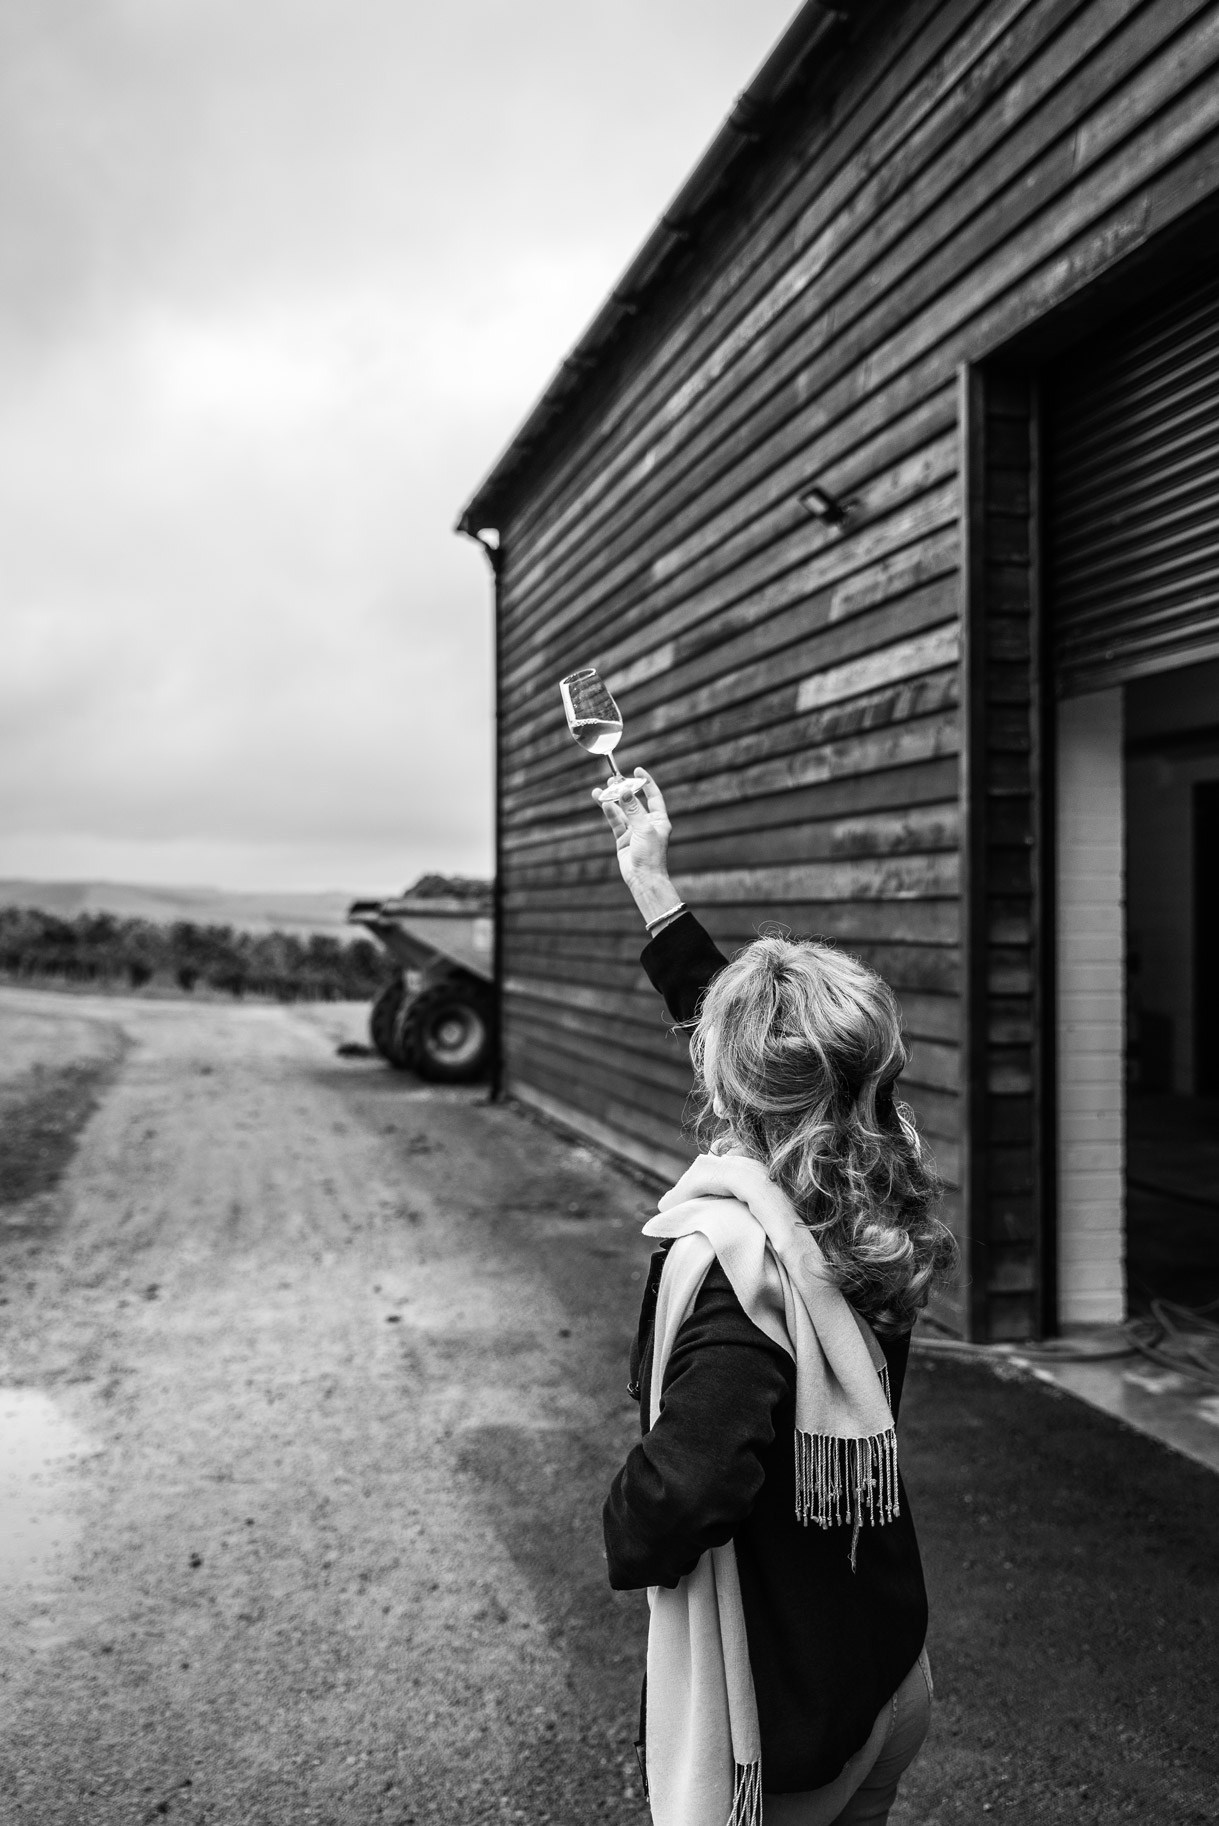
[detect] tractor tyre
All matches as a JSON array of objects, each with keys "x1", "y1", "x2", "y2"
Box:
[
  {"x1": 399, "y1": 982, "x2": 494, "y2": 1084},
  {"x1": 369, "y1": 978, "x2": 410, "y2": 1068}
]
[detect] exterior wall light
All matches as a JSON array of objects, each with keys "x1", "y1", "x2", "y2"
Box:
[{"x1": 798, "y1": 483, "x2": 854, "y2": 528}]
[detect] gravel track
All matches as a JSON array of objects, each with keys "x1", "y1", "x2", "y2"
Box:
[
  {"x1": 0, "y1": 988, "x2": 652, "y2": 1825},
  {"x1": 3, "y1": 986, "x2": 1216, "y2": 1826}
]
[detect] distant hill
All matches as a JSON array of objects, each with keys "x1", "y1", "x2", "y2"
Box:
[{"x1": 0, "y1": 880, "x2": 361, "y2": 939}]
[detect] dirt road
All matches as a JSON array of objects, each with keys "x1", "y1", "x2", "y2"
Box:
[
  {"x1": 0, "y1": 988, "x2": 654, "y2": 1825},
  {"x1": 4, "y1": 986, "x2": 1217, "y2": 1826}
]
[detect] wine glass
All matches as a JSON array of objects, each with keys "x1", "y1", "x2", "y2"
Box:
[{"x1": 559, "y1": 667, "x2": 629, "y2": 786}]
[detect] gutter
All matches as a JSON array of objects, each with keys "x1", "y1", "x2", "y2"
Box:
[
  {"x1": 455, "y1": 0, "x2": 856, "y2": 538},
  {"x1": 462, "y1": 532, "x2": 507, "y2": 1100}
]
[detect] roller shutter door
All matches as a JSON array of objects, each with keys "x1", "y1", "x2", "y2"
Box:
[{"x1": 1046, "y1": 273, "x2": 1219, "y2": 697}]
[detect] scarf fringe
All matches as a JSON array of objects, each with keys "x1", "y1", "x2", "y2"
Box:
[
  {"x1": 794, "y1": 1425, "x2": 900, "y2": 1529},
  {"x1": 794, "y1": 1357, "x2": 899, "y2": 1530},
  {"x1": 728, "y1": 1760, "x2": 762, "y2": 1826}
]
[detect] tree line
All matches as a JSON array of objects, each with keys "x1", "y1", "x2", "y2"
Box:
[{"x1": 0, "y1": 906, "x2": 391, "y2": 1002}]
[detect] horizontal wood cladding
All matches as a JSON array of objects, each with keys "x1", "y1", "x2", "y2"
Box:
[
  {"x1": 488, "y1": 0, "x2": 1219, "y2": 1336},
  {"x1": 503, "y1": 569, "x2": 963, "y2": 777},
  {"x1": 508, "y1": 1078, "x2": 692, "y2": 1186},
  {"x1": 508, "y1": 937, "x2": 961, "y2": 1001},
  {"x1": 507, "y1": 974, "x2": 961, "y2": 1092},
  {"x1": 500, "y1": 0, "x2": 1211, "y2": 584},
  {"x1": 522, "y1": 804, "x2": 960, "y2": 878},
  {"x1": 502, "y1": 897, "x2": 957, "y2": 940},
  {"x1": 506, "y1": 964, "x2": 961, "y2": 1042},
  {"x1": 508, "y1": 676, "x2": 962, "y2": 831},
  {"x1": 504, "y1": 756, "x2": 961, "y2": 860},
  {"x1": 496, "y1": 3, "x2": 1219, "y2": 682}
]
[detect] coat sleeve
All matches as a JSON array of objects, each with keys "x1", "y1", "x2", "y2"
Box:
[
  {"x1": 639, "y1": 910, "x2": 729, "y2": 1028},
  {"x1": 603, "y1": 1262, "x2": 794, "y2": 1591}
]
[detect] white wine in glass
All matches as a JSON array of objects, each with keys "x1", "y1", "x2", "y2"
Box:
[{"x1": 559, "y1": 667, "x2": 629, "y2": 784}]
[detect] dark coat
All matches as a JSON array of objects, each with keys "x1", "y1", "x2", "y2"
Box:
[{"x1": 601, "y1": 912, "x2": 928, "y2": 1794}]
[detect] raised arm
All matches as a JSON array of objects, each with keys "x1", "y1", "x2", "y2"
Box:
[{"x1": 593, "y1": 768, "x2": 728, "y2": 1028}]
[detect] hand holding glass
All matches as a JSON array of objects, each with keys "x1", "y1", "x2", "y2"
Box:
[{"x1": 559, "y1": 668, "x2": 632, "y2": 790}]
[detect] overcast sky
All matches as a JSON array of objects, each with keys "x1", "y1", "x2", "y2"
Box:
[{"x1": 0, "y1": 0, "x2": 797, "y2": 895}]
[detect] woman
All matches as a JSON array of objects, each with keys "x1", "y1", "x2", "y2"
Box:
[{"x1": 595, "y1": 769, "x2": 955, "y2": 1826}]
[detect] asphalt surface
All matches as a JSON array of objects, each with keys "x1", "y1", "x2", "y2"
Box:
[{"x1": 1, "y1": 986, "x2": 1216, "y2": 1826}]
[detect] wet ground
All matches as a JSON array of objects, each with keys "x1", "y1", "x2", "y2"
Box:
[{"x1": 1, "y1": 986, "x2": 1216, "y2": 1824}]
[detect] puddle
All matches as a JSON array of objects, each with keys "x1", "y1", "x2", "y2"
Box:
[{"x1": 0, "y1": 1388, "x2": 94, "y2": 1612}]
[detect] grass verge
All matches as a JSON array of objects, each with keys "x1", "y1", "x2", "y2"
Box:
[{"x1": 0, "y1": 1047, "x2": 126, "y2": 1222}]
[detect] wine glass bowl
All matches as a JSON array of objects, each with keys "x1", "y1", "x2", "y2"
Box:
[{"x1": 560, "y1": 667, "x2": 627, "y2": 781}]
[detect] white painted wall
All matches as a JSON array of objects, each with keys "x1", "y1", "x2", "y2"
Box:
[{"x1": 1056, "y1": 688, "x2": 1125, "y2": 1326}]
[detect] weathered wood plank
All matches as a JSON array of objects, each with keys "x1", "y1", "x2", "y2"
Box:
[
  {"x1": 508, "y1": 1078, "x2": 690, "y2": 1184},
  {"x1": 899, "y1": 1074, "x2": 962, "y2": 1130},
  {"x1": 505, "y1": 675, "x2": 961, "y2": 822},
  {"x1": 502, "y1": 547, "x2": 961, "y2": 776},
  {"x1": 504, "y1": 947, "x2": 963, "y2": 1052},
  {"x1": 504, "y1": 940, "x2": 961, "y2": 1000},
  {"x1": 505, "y1": 972, "x2": 675, "y2": 1029},
  {"x1": 503, "y1": 438, "x2": 962, "y2": 706},
  {"x1": 504, "y1": 441, "x2": 961, "y2": 699},
  {"x1": 503, "y1": 753, "x2": 961, "y2": 857},
  {"x1": 539, "y1": 804, "x2": 960, "y2": 879},
  {"x1": 541, "y1": 0, "x2": 1207, "y2": 561},
  {"x1": 502, "y1": 0, "x2": 1209, "y2": 640},
  {"x1": 504, "y1": 608, "x2": 962, "y2": 814},
  {"x1": 508, "y1": 1050, "x2": 690, "y2": 1147},
  {"x1": 503, "y1": 9, "x2": 1219, "y2": 681},
  {"x1": 505, "y1": 0, "x2": 1039, "y2": 550},
  {"x1": 668, "y1": 853, "x2": 959, "y2": 904},
  {"x1": 897, "y1": 989, "x2": 963, "y2": 1043},
  {"x1": 901, "y1": 1037, "x2": 961, "y2": 1094},
  {"x1": 505, "y1": 0, "x2": 1080, "y2": 575},
  {"x1": 506, "y1": 1007, "x2": 692, "y2": 1092},
  {"x1": 509, "y1": 804, "x2": 960, "y2": 892},
  {"x1": 502, "y1": 526, "x2": 961, "y2": 757},
  {"x1": 509, "y1": 907, "x2": 960, "y2": 966},
  {"x1": 505, "y1": 1000, "x2": 697, "y2": 1095},
  {"x1": 507, "y1": 1015, "x2": 695, "y2": 1113}
]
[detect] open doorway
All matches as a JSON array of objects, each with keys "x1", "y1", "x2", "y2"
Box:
[
  {"x1": 1125, "y1": 657, "x2": 1219, "y2": 1312},
  {"x1": 1044, "y1": 262, "x2": 1219, "y2": 1333}
]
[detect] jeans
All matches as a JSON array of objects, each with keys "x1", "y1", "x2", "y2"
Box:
[{"x1": 762, "y1": 1650, "x2": 933, "y2": 1826}]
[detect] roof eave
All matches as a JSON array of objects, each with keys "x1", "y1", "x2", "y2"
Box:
[{"x1": 455, "y1": 0, "x2": 857, "y2": 539}]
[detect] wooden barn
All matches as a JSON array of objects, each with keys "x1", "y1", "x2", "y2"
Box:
[{"x1": 457, "y1": 0, "x2": 1219, "y2": 1342}]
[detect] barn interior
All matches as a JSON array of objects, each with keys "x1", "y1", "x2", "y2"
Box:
[{"x1": 1125, "y1": 656, "x2": 1219, "y2": 1314}]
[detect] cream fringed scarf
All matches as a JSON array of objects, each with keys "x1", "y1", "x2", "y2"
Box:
[{"x1": 641, "y1": 1153, "x2": 899, "y2": 1826}]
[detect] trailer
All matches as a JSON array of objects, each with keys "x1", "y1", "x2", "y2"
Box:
[{"x1": 347, "y1": 880, "x2": 494, "y2": 1082}]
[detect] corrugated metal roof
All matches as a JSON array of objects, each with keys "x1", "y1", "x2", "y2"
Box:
[{"x1": 455, "y1": 1, "x2": 860, "y2": 537}]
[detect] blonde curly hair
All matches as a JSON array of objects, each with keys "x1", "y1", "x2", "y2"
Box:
[{"x1": 691, "y1": 934, "x2": 956, "y2": 1334}]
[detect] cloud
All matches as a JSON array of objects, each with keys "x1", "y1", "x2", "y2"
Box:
[{"x1": 0, "y1": 0, "x2": 799, "y2": 892}]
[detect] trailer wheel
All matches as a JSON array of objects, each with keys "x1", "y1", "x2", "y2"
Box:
[
  {"x1": 369, "y1": 978, "x2": 409, "y2": 1067},
  {"x1": 400, "y1": 983, "x2": 493, "y2": 1083}
]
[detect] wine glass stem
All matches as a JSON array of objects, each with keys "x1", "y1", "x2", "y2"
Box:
[{"x1": 606, "y1": 753, "x2": 623, "y2": 782}]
